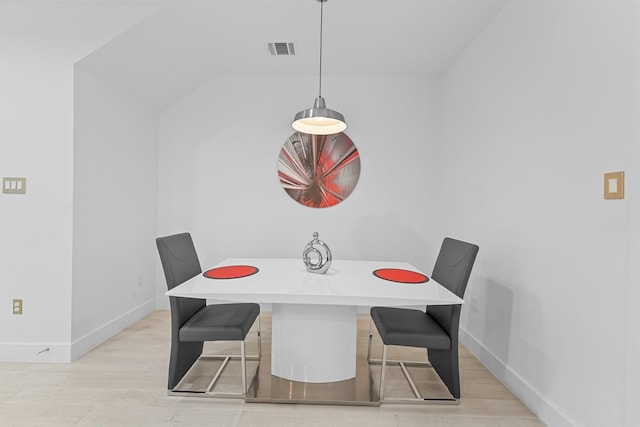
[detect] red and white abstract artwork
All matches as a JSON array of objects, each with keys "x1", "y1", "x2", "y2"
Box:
[{"x1": 278, "y1": 132, "x2": 360, "y2": 208}]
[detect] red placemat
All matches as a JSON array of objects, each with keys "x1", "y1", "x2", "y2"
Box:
[
  {"x1": 203, "y1": 265, "x2": 259, "y2": 279},
  {"x1": 373, "y1": 268, "x2": 429, "y2": 284}
]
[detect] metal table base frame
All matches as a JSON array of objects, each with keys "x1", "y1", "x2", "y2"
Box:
[{"x1": 245, "y1": 351, "x2": 380, "y2": 406}]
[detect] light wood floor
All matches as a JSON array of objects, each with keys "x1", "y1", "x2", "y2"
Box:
[{"x1": 0, "y1": 311, "x2": 545, "y2": 426}]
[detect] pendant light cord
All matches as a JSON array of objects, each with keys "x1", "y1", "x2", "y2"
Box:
[{"x1": 318, "y1": 0, "x2": 324, "y2": 97}]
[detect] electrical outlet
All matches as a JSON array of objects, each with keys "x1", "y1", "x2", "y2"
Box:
[
  {"x1": 470, "y1": 296, "x2": 479, "y2": 313},
  {"x1": 13, "y1": 299, "x2": 23, "y2": 315}
]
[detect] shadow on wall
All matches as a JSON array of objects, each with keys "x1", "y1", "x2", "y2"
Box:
[
  {"x1": 464, "y1": 276, "x2": 554, "y2": 407},
  {"x1": 351, "y1": 212, "x2": 434, "y2": 269},
  {"x1": 480, "y1": 278, "x2": 514, "y2": 378}
]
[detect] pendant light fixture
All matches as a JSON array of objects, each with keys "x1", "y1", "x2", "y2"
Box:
[{"x1": 292, "y1": 0, "x2": 347, "y2": 135}]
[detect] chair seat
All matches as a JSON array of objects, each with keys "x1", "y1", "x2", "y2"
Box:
[
  {"x1": 370, "y1": 306, "x2": 451, "y2": 350},
  {"x1": 180, "y1": 303, "x2": 260, "y2": 342}
]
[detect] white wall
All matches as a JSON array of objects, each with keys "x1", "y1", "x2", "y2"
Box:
[
  {"x1": 156, "y1": 74, "x2": 441, "y2": 305},
  {"x1": 71, "y1": 67, "x2": 158, "y2": 360},
  {"x1": 437, "y1": 1, "x2": 639, "y2": 426},
  {"x1": 625, "y1": 4, "x2": 640, "y2": 423},
  {"x1": 4, "y1": 2, "x2": 639, "y2": 425},
  {"x1": 0, "y1": 3, "x2": 158, "y2": 362}
]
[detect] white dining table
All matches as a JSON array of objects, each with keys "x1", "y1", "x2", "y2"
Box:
[{"x1": 165, "y1": 257, "x2": 464, "y2": 387}]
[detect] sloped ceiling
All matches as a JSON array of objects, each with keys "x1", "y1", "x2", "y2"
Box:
[{"x1": 75, "y1": 0, "x2": 510, "y2": 109}]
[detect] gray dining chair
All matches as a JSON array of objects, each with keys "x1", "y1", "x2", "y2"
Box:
[
  {"x1": 156, "y1": 232, "x2": 261, "y2": 398},
  {"x1": 368, "y1": 237, "x2": 479, "y2": 403}
]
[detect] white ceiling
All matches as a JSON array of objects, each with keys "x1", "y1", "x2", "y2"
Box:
[{"x1": 74, "y1": 0, "x2": 510, "y2": 109}]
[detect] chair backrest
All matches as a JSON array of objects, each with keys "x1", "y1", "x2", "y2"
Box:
[
  {"x1": 156, "y1": 232, "x2": 205, "y2": 327},
  {"x1": 156, "y1": 232, "x2": 203, "y2": 290},
  {"x1": 427, "y1": 237, "x2": 479, "y2": 336}
]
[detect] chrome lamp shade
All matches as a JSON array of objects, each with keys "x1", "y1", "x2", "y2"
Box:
[
  {"x1": 292, "y1": 96, "x2": 347, "y2": 135},
  {"x1": 291, "y1": 0, "x2": 347, "y2": 136}
]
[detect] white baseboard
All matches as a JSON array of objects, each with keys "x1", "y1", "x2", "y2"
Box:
[
  {"x1": 70, "y1": 299, "x2": 156, "y2": 361},
  {"x1": 0, "y1": 300, "x2": 155, "y2": 363},
  {"x1": 0, "y1": 342, "x2": 72, "y2": 363},
  {"x1": 460, "y1": 327, "x2": 577, "y2": 427}
]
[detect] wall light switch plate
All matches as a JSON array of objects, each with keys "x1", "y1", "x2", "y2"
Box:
[
  {"x1": 3, "y1": 177, "x2": 26, "y2": 194},
  {"x1": 604, "y1": 171, "x2": 624, "y2": 199}
]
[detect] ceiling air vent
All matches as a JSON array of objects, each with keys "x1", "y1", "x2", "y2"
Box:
[{"x1": 268, "y1": 42, "x2": 296, "y2": 56}]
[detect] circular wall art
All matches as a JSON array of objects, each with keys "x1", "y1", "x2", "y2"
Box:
[{"x1": 277, "y1": 132, "x2": 360, "y2": 208}]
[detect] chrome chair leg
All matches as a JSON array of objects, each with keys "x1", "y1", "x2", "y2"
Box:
[
  {"x1": 241, "y1": 341, "x2": 247, "y2": 398},
  {"x1": 257, "y1": 315, "x2": 262, "y2": 359},
  {"x1": 171, "y1": 316, "x2": 262, "y2": 399},
  {"x1": 367, "y1": 318, "x2": 458, "y2": 405},
  {"x1": 367, "y1": 318, "x2": 374, "y2": 364},
  {"x1": 379, "y1": 344, "x2": 388, "y2": 401}
]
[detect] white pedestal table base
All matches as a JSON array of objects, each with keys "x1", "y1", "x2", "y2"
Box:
[{"x1": 271, "y1": 303, "x2": 357, "y2": 383}]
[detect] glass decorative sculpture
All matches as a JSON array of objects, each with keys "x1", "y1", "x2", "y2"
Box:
[{"x1": 302, "y1": 232, "x2": 332, "y2": 274}]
